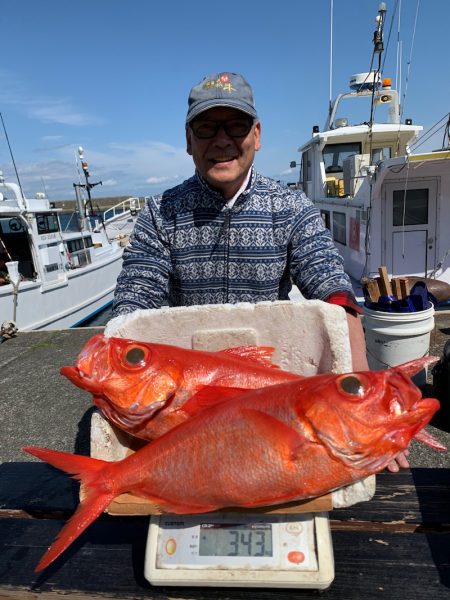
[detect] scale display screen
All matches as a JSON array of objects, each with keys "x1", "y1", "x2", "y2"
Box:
[
  {"x1": 151, "y1": 513, "x2": 320, "y2": 571},
  {"x1": 199, "y1": 523, "x2": 273, "y2": 557},
  {"x1": 145, "y1": 512, "x2": 335, "y2": 588}
]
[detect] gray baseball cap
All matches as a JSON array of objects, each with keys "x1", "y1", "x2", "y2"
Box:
[{"x1": 186, "y1": 72, "x2": 258, "y2": 124}]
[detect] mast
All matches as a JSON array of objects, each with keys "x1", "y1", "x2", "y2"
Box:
[
  {"x1": 328, "y1": 0, "x2": 334, "y2": 118},
  {"x1": 73, "y1": 146, "x2": 102, "y2": 231}
]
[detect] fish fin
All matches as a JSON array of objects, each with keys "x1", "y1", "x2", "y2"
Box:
[
  {"x1": 22, "y1": 447, "x2": 115, "y2": 572},
  {"x1": 60, "y1": 365, "x2": 78, "y2": 382},
  {"x1": 394, "y1": 356, "x2": 440, "y2": 378},
  {"x1": 148, "y1": 498, "x2": 221, "y2": 514},
  {"x1": 414, "y1": 428, "x2": 447, "y2": 451},
  {"x1": 182, "y1": 386, "x2": 248, "y2": 416},
  {"x1": 218, "y1": 346, "x2": 281, "y2": 369},
  {"x1": 239, "y1": 409, "x2": 309, "y2": 461}
]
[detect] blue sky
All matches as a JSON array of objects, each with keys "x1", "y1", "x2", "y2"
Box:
[{"x1": 1, "y1": 0, "x2": 449, "y2": 201}]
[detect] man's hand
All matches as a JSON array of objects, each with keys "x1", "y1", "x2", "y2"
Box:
[
  {"x1": 345, "y1": 311, "x2": 369, "y2": 371},
  {"x1": 386, "y1": 449, "x2": 410, "y2": 472}
]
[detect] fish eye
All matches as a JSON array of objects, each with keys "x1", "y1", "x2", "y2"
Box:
[
  {"x1": 124, "y1": 346, "x2": 146, "y2": 365},
  {"x1": 338, "y1": 375, "x2": 364, "y2": 396}
]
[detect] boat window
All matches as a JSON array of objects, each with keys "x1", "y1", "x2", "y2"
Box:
[
  {"x1": 392, "y1": 189, "x2": 428, "y2": 226},
  {"x1": 67, "y1": 237, "x2": 93, "y2": 253},
  {"x1": 301, "y1": 149, "x2": 311, "y2": 188},
  {"x1": 45, "y1": 263, "x2": 60, "y2": 273},
  {"x1": 325, "y1": 179, "x2": 346, "y2": 198},
  {"x1": 333, "y1": 212, "x2": 347, "y2": 245},
  {"x1": 371, "y1": 147, "x2": 391, "y2": 163},
  {"x1": 0, "y1": 217, "x2": 25, "y2": 233},
  {"x1": 0, "y1": 218, "x2": 36, "y2": 278},
  {"x1": 356, "y1": 208, "x2": 368, "y2": 223},
  {"x1": 320, "y1": 210, "x2": 331, "y2": 230},
  {"x1": 37, "y1": 213, "x2": 59, "y2": 234},
  {"x1": 323, "y1": 143, "x2": 362, "y2": 173}
]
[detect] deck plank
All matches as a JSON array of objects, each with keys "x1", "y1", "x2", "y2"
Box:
[
  {"x1": 0, "y1": 517, "x2": 449, "y2": 599},
  {"x1": 1, "y1": 461, "x2": 449, "y2": 598}
]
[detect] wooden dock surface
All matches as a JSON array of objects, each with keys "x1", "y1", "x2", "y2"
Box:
[{"x1": 0, "y1": 314, "x2": 449, "y2": 598}]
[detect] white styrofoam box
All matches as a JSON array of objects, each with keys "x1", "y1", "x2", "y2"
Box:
[{"x1": 104, "y1": 300, "x2": 353, "y2": 376}]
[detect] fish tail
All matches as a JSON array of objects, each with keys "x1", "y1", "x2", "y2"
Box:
[{"x1": 23, "y1": 446, "x2": 116, "y2": 572}]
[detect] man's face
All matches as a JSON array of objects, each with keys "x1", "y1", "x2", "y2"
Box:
[{"x1": 186, "y1": 107, "x2": 261, "y2": 200}]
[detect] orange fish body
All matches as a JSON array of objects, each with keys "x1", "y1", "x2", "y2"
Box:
[
  {"x1": 60, "y1": 333, "x2": 302, "y2": 439},
  {"x1": 25, "y1": 357, "x2": 443, "y2": 572}
]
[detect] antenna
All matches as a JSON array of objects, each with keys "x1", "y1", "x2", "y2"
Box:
[
  {"x1": 399, "y1": 0, "x2": 420, "y2": 124},
  {"x1": 328, "y1": 0, "x2": 334, "y2": 114},
  {"x1": 395, "y1": 0, "x2": 402, "y2": 93},
  {"x1": 40, "y1": 176, "x2": 50, "y2": 199},
  {"x1": 374, "y1": 3, "x2": 387, "y2": 54},
  {"x1": 0, "y1": 112, "x2": 26, "y2": 200}
]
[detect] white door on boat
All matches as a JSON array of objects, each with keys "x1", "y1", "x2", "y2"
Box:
[{"x1": 383, "y1": 179, "x2": 437, "y2": 278}]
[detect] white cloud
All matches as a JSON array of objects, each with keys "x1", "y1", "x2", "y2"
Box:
[
  {"x1": 0, "y1": 158, "x2": 79, "y2": 200},
  {"x1": 80, "y1": 142, "x2": 193, "y2": 192},
  {"x1": 41, "y1": 135, "x2": 63, "y2": 141},
  {"x1": 1, "y1": 140, "x2": 194, "y2": 200},
  {"x1": 27, "y1": 101, "x2": 104, "y2": 126},
  {"x1": 0, "y1": 68, "x2": 103, "y2": 127},
  {"x1": 0, "y1": 70, "x2": 193, "y2": 198},
  {"x1": 146, "y1": 175, "x2": 180, "y2": 185}
]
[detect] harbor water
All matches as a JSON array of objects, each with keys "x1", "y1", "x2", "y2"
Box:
[{"x1": 80, "y1": 303, "x2": 113, "y2": 327}]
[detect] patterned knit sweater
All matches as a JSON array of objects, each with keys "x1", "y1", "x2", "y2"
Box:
[{"x1": 112, "y1": 168, "x2": 355, "y2": 316}]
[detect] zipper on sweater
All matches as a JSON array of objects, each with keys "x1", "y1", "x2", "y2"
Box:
[{"x1": 223, "y1": 210, "x2": 231, "y2": 302}]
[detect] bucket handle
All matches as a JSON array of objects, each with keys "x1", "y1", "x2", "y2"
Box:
[{"x1": 366, "y1": 347, "x2": 430, "y2": 369}]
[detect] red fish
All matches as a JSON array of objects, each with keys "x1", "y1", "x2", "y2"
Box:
[
  {"x1": 25, "y1": 356, "x2": 444, "y2": 572},
  {"x1": 60, "y1": 333, "x2": 302, "y2": 439}
]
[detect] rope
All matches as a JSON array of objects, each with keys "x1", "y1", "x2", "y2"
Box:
[
  {"x1": 410, "y1": 112, "x2": 450, "y2": 151},
  {"x1": 0, "y1": 320, "x2": 18, "y2": 344}
]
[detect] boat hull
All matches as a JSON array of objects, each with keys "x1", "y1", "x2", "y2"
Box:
[{"x1": 0, "y1": 251, "x2": 123, "y2": 331}]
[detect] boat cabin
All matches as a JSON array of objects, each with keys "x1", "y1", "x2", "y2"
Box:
[
  {"x1": 292, "y1": 73, "x2": 450, "y2": 288},
  {"x1": 0, "y1": 174, "x2": 100, "y2": 286},
  {"x1": 297, "y1": 80, "x2": 421, "y2": 202}
]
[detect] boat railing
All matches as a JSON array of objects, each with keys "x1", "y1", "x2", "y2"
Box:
[{"x1": 102, "y1": 197, "x2": 141, "y2": 224}]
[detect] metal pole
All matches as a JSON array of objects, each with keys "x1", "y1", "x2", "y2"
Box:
[{"x1": 328, "y1": 0, "x2": 334, "y2": 116}]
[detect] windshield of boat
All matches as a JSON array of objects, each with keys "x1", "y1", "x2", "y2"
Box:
[
  {"x1": 36, "y1": 213, "x2": 60, "y2": 234},
  {"x1": 323, "y1": 142, "x2": 362, "y2": 173}
]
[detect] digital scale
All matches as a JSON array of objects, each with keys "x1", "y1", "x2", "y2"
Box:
[{"x1": 144, "y1": 512, "x2": 334, "y2": 589}]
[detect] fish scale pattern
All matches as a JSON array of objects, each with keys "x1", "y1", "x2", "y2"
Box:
[{"x1": 112, "y1": 168, "x2": 354, "y2": 316}]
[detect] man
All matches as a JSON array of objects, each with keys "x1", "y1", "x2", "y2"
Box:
[
  {"x1": 112, "y1": 72, "x2": 408, "y2": 470},
  {"x1": 113, "y1": 72, "x2": 366, "y2": 364}
]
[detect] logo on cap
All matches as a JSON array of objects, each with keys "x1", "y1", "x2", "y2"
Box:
[{"x1": 203, "y1": 74, "x2": 236, "y2": 94}]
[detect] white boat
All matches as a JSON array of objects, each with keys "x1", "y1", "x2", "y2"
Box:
[
  {"x1": 0, "y1": 171, "x2": 124, "y2": 331},
  {"x1": 291, "y1": 3, "x2": 450, "y2": 299}
]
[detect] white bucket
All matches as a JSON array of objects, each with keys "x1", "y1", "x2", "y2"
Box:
[{"x1": 363, "y1": 303, "x2": 435, "y2": 383}]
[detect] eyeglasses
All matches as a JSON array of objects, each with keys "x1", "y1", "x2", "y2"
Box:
[{"x1": 190, "y1": 117, "x2": 254, "y2": 139}]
